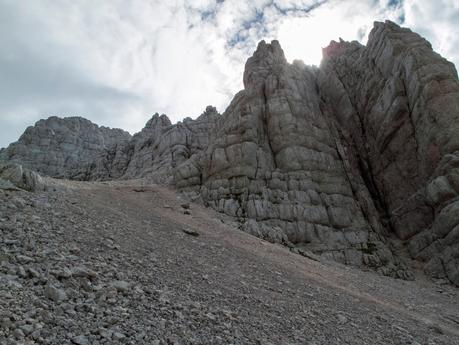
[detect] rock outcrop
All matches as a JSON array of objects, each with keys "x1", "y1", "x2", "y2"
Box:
[
  {"x1": 175, "y1": 39, "x2": 400, "y2": 276},
  {"x1": 1, "y1": 21, "x2": 458, "y2": 284},
  {"x1": 176, "y1": 21, "x2": 459, "y2": 284},
  {"x1": 0, "y1": 116, "x2": 132, "y2": 180},
  {"x1": 317, "y1": 21, "x2": 459, "y2": 285},
  {"x1": 121, "y1": 106, "x2": 219, "y2": 182},
  {"x1": 0, "y1": 163, "x2": 45, "y2": 192},
  {"x1": 1, "y1": 107, "x2": 220, "y2": 183}
]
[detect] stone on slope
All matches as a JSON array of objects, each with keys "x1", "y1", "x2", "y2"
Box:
[{"x1": 0, "y1": 163, "x2": 45, "y2": 191}]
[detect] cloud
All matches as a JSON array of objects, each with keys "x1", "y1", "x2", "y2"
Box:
[{"x1": 0, "y1": 0, "x2": 458, "y2": 148}]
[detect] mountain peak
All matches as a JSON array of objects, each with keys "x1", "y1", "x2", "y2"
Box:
[{"x1": 243, "y1": 39, "x2": 287, "y2": 89}]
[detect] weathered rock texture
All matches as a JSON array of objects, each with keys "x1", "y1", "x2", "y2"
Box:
[
  {"x1": 1, "y1": 107, "x2": 219, "y2": 183},
  {"x1": 1, "y1": 21, "x2": 458, "y2": 284},
  {"x1": 176, "y1": 21, "x2": 459, "y2": 284},
  {"x1": 317, "y1": 21, "x2": 459, "y2": 285},
  {"x1": 0, "y1": 117, "x2": 132, "y2": 180},
  {"x1": 175, "y1": 39, "x2": 400, "y2": 277},
  {"x1": 121, "y1": 106, "x2": 219, "y2": 182},
  {"x1": 0, "y1": 163, "x2": 45, "y2": 192}
]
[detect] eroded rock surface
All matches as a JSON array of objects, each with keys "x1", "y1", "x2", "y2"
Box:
[
  {"x1": 176, "y1": 21, "x2": 459, "y2": 284},
  {"x1": 1, "y1": 107, "x2": 220, "y2": 183},
  {"x1": 175, "y1": 39, "x2": 401, "y2": 277},
  {"x1": 1, "y1": 21, "x2": 458, "y2": 284},
  {"x1": 318, "y1": 21, "x2": 459, "y2": 285},
  {"x1": 0, "y1": 163, "x2": 45, "y2": 192},
  {"x1": 0, "y1": 117, "x2": 132, "y2": 180},
  {"x1": 121, "y1": 106, "x2": 219, "y2": 182}
]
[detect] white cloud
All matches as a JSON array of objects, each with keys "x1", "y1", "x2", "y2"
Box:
[{"x1": 0, "y1": 0, "x2": 458, "y2": 148}]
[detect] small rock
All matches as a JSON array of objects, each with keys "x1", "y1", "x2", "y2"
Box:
[
  {"x1": 17, "y1": 266, "x2": 27, "y2": 278},
  {"x1": 72, "y1": 335, "x2": 90, "y2": 345},
  {"x1": 27, "y1": 267, "x2": 41, "y2": 278},
  {"x1": 51, "y1": 267, "x2": 72, "y2": 279},
  {"x1": 16, "y1": 255, "x2": 34, "y2": 264},
  {"x1": 181, "y1": 203, "x2": 190, "y2": 209},
  {"x1": 4, "y1": 239, "x2": 20, "y2": 245},
  {"x1": 72, "y1": 266, "x2": 97, "y2": 279},
  {"x1": 44, "y1": 285, "x2": 67, "y2": 303},
  {"x1": 337, "y1": 313, "x2": 347, "y2": 324},
  {"x1": 13, "y1": 328, "x2": 25, "y2": 339},
  {"x1": 0, "y1": 317, "x2": 12, "y2": 329},
  {"x1": 182, "y1": 228, "x2": 199, "y2": 237},
  {"x1": 20, "y1": 324, "x2": 34, "y2": 336},
  {"x1": 112, "y1": 332, "x2": 125, "y2": 340},
  {"x1": 111, "y1": 280, "x2": 130, "y2": 293}
]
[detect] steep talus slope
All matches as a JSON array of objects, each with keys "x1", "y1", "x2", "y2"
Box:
[
  {"x1": 1, "y1": 21, "x2": 458, "y2": 284},
  {"x1": 318, "y1": 21, "x2": 459, "y2": 284},
  {"x1": 1, "y1": 181, "x2": 458, "y2": 344}
]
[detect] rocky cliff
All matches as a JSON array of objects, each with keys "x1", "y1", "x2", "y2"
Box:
[
  {"x1": 1, "y1": 21, "x2": 458, "y2": 285},
  {"x1": 0, "y1": 106, "x2": 220, "y2": 182},
  {"x1": 0, "y1": 116, "x2": 132, "y2": 180}
]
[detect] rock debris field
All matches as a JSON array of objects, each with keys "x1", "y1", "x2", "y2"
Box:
[{"x1": 0, "y1": 179, "x2": 458, "y2": 345}]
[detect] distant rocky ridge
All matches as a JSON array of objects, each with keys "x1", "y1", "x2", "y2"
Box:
[
  {"x1": 1, "y1": 21, "x2": 458, "y2": 285},
  {"x1": 0, "y1": 106, "x2": 220, "y2": 183}
]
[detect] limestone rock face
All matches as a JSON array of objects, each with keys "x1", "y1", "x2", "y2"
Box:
[
  {"x1": 176, "y1": 21, "x2": 459, "y2": 284},
  {"x1": 121, "y1": 106, "x2": 219, "y2": 182},
  {"x1": 318, "y1": 21, "x2": 459, "y2": 285},
  {"x1": 176, "y1": 40, "x2": 399, "y2": 274},
  {"x1": 0, "y1": 116, "x2": 132, "y2": 180},
  {"x1": 1, "y1": 107, "x2": 220, "y2": 183}
]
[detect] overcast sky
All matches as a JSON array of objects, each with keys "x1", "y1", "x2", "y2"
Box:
[{"x1": 1, "y1": 0, "x2": 458, "y2": 148}]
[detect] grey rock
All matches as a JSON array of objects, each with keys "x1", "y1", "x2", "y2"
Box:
[
  {"x1": 13, "y1": 328, "x2": 25, "y2": 339},
  {"x1": 44, "y1": 284, "x2": 67, "y2": 303},
  {"x1": 111, "y1": 280, "x2": 130, "y2": 293},
  {"x1": 177, "y1": 21, "x2": 459, "y2": 284},
  {"x1": 0, "y1": 116, "x2": 131, "y2": 180},
  {"x1": 176, "y1": 38, "x2": 396, "y2": 274},
  {"x1": 0, "y1": 163, "x2": 45, "y2": 191},
  {"x1": 72, "y1": 335, "x2": 90, "y2": 345},
  {"x1": 0, "y1": 108, "x2": 219, "y2": 183},
  {"x1": 19, "y1": 324, "x2": 34, "y2": 336}
]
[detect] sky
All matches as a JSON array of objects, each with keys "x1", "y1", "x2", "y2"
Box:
[{"x1": 1, "y1": 0, "x2": 458, "y2": 148}]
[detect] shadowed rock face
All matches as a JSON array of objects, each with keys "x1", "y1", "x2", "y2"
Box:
[
  {"x1": 318, "y1": 21, "x2": 459, "y2": 285},
  {"x1": 1, "y1": 21, "x2": 458, "y2": 284}
]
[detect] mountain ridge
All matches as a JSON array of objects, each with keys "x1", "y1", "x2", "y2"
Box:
[{"x1": 2, "y1": 20, "x2": 459, "y2": 286}]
